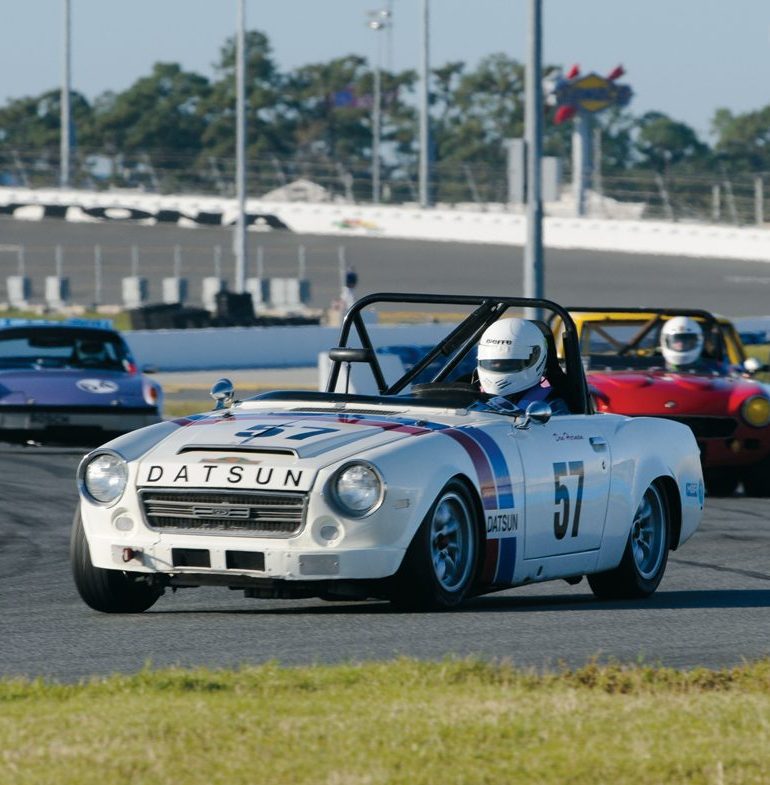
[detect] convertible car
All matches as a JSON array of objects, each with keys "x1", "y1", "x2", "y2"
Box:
[
  {"x1": 71, "y1": 294, "x2": 703, "y2": 613},
  {"x1": 553, "y1": 308, "x2": 770, "y2": 496},
  {"x1": 0, "y1": 318, "x2": 162, "y2": 443}
]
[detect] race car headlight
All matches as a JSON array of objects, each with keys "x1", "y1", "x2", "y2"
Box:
[
  {"x1": 331, "y1": 462, "x2": 384, "y2": 517},
  {"x1": 741, "y1": 395, "x2": 770, "y2": 428},
  {"x1": 81, "y1": 452, "x2": 128, "y2": 504}
]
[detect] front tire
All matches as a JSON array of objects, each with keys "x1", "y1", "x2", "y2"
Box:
[
  {"x1": 588, "y1": 482, "x2": 670, "y2": 600},
  {"x1": 742, "y1": 455, "x2": 770, "y2": 497},
  {"x1": 70, "y1": 509, "x2": 162, "y2": 613},
  {"x1": 704, "y1": 468, "x2": 739, "y2": 497},
  {"x1": 390, "y1": 479, "x2": 480, "y2": 610}
]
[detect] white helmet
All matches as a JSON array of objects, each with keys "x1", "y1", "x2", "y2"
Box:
[
  {"x1": 477, "y1": 318, "x2": 548, "y2": 395},
  {"x1": 660, "y1": 316, "x2": 703, "y2": 367}
]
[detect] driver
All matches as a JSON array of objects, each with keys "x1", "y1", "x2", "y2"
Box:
[
  {"x1": 73, "y1": 339, "x2": 109, "y2": 368},
  {"x1": 477, "y1": 317, "x2": 568, "y2": 415},
  {"x1": 660, "y1": 317, "x2": 725, "y2": 374}
]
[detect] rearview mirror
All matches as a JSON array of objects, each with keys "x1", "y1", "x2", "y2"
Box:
[
  {"x1": 210, "y1": 378, "x2": 235, "y2": 410},
  {"x1": 744, "y1": 357, "x2": 770, "y2": 375}
]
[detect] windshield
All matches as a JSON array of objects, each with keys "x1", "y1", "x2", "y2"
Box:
[
  {"x1": 580, "y1": 317, "x2": 724, "y2": 371},
  {"x1": 0, "y1": 328, "x2": 131, "y2": 371}
]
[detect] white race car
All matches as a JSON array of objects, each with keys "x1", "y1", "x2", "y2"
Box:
[{"x1": 71, "y1": 294, "x2": 704, "y2": 612}]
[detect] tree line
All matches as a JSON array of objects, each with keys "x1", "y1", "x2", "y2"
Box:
[{"x1": 1, "y1": 29, "x2": 768, "y2": 202}]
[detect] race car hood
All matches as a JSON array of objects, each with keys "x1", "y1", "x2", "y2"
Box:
[
  {"x1": 135, "y1": 407, "x2": 442, "y2": 491},
  {"x1": 0, "y1": 368, "x2": 151, "y2": 408},
  {"x1": 588, "y1": 370, "x2": 766, "y2": 416}
]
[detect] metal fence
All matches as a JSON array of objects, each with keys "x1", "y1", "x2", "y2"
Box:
[{"x1": 2, "y1": 147, "x2": 769, "y2": 226}]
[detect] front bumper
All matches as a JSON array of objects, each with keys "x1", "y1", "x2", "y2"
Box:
[
  {"x1": 699, "y1": 435, "x2": 770, "y2": 468},
  {"x1": 79, "y1": 480, "x2": 417, "y2": 583},
  {"x1": 93, "y1": 535, "x2": 405, "y2": 582},
  {"x1": 0, "y1": 406, "x2": 160, "y2": 434}
]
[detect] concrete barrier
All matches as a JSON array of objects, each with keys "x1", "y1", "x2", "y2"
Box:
[{"x1": 123, "y1": 322, "x2": 456, "y2": 371}]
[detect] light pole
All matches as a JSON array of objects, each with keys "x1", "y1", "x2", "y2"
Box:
[
  {"x1": 419, "y1": 0, "x2": 430, "y2": 208},
  {"x1": 524, "y1": 0, "x2": 544, "y2": 316},
  {"x1": 61, "y1": 0, "x2": 71, "y2": 188},
  {"x1": 234, "y1": 0, "x2": 247, "y2": 293},
  {"x1": 367, "y1": 10, "x2": 389, "y2": 204}
]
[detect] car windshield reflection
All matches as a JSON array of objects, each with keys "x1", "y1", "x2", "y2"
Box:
[{"x1": 0, "y1": 328, "x2": 129, "y2": 371}]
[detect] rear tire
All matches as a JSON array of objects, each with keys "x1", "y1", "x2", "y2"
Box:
[
  {"x1": 70, "y1": 509, "x2": 162, "y2": 613},
  {"x1": 390, "y1": 479, "x2": 479, "y2": 611},
  {"x1": 588, "y1": 481, "x2": 670, "y2": 600}
]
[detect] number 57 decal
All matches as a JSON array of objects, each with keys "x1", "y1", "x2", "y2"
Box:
[{"x1": 553, "y1": 461, "x2": 585, "y2": 539}]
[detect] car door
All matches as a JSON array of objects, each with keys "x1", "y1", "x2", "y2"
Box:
[{"x1": 514, "y1": 413, "x2": 612, "y2": 559}]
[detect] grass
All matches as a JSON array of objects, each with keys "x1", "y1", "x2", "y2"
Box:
[
  {"x1": 0, "y1": 306, "x2": 459, "y2": 331},
  {"x1": 746, "y1": 344, "x2": 770, "y2": 364},
  {"x1": 376, "y1": 310, "x2": 464, "y2": 324},
  {"x1": 0, "y1": 307, "x2": 132, "y2": 331},
  {"x1": 3, "y1": 658, "x2": 770, "y2": 785},
  {"x1": 164, "y1": 399, "x2": 212, "y2": 419}
]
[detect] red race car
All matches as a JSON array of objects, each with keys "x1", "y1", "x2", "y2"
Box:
[{"x1": 552, "y1": 308, "x2": 770, "y2": 497}]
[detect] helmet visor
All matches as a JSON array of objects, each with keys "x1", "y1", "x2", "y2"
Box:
[
  {"x1": 665, "y1": 333, "x2": 700, "y2": 352},
  {"x1": 479, "y1": 346, "x2": 541, "y2": 374}
]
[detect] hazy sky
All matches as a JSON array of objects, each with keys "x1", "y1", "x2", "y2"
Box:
[{"x1": 2, "y1": 0, "x2": 769, "y2": 139}]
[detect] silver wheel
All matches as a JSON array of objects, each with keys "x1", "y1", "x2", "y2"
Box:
[
  {"x1": 631, "y1": 484, "x2": 666, "y2": 581},
  {"x1": 588, "y1": 480, "x2": 671, "y2": 600},
  {"x1": 429, "y1": 490, "x2": 475, "y2": 592},
  {"x1": 391, "y1": 479, "x2": 480, "y2": 610}
]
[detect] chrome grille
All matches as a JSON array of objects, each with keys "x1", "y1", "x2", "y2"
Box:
[{"x1": 139, "y1": 489, "x2": 307, "y2": 536}]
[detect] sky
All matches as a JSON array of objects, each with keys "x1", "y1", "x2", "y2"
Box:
[{"x1": 1, "y1": 0, "x2": 769, "y2": 140}]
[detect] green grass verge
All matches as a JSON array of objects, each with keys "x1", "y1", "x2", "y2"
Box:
[
  {"x1": 3, "y1": 658, "x2": 770, "y2": 785},
  {"x1": 0, "y1": 308, "x2": 132, "y2": 331},
  {"x1": 746, "y1": 344, "x2": 770, "y2": 364},
  {"x1": 164, "y1": 399, "x2": 211, "y2": 419}
]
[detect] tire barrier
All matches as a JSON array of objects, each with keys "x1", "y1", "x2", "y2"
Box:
[{"x1": 128, "y1": 303, "x2": 213, "y2": 331}]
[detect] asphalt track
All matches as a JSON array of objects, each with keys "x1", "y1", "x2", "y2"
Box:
[
  {"x1": 2, "y1": 443, "x2": 769, "y2": 682},
  {"x1": 2, "y1": 217, "x2": 770, "y2": 680},
  {"x1": 3, "y1": 217, "x2": 770, "y2": 316}
]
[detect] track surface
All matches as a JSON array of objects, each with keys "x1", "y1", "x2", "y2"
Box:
[
  {"x1": 2, "y1": 444, "x2": 769, "y2": 681},
  {"x1": 2, "y1": 218, "x2": 770, "y2": 679},
  {"x1": 3, "y1": 217, "x2": 770, "y2": 315}
]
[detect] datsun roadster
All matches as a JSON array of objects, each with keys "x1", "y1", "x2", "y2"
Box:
[{"x1": 71, "y1": 294, "x2": 703, "y2": 612}]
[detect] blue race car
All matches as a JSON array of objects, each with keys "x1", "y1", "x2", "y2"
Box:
[{"x1": 0, "y1": 319, "x2": 162, "y2": 443}]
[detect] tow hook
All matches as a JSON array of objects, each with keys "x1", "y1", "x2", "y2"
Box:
[{"x1": 122, "y1": 547, "x2": 142, "y2": 563}]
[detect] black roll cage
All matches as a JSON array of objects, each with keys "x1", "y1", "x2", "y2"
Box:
[
  {"x1": 324, "y1": 292, "x2": 590, "y2": 414},
  {"x1": 563, "y1": 306, "x2": 729, "y2": 362}
]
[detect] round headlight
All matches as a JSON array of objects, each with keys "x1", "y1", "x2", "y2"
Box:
[
  {"x1": 83, "y1": 453, "x2": 128, "y2": 504},
  {"x1": 333, "y1": 463, "x2": 383, "y2": 517},
  {"x1": 742, "y1": 395, "x2": 770, "y2": 428}
]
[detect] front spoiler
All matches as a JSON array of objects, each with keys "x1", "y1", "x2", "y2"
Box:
[{"x1": 90, "y1": 536, "x2": 405, "y2": 583}]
